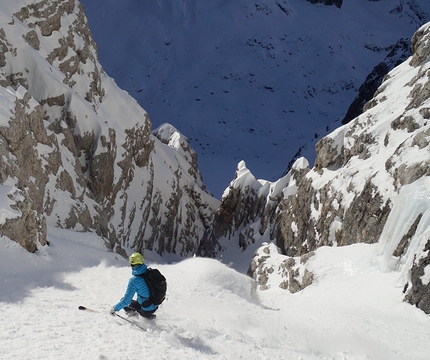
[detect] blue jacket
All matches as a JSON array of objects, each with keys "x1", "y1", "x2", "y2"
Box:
[{"x1": 113, "y1": 264, "x2": 157, "y2": 312}]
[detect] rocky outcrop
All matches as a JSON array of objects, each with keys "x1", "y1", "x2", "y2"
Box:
[
  {"x1": 0, "y1": 0, "x2": 218, "y2": 255},
  {"x1": 0, "y1": 86, "x2": 53, "y2": 251},
  {"x1": 248, "y1": 243, "x2": 314, "y2": 292},
  {"x1": 198, "y1": 159, "x2": 305, "y2": 259},
  {"x1": 401, "y1": 23, "x2": 430, "y2": 313},
  {"x1": 305, "y1": 0, "x2": 343, "y2": 9},
  {"x1": 0, "y1": 186, "x2": 47, "y2": 253},
  {"x1": 409, "y1": 23, "x2": 430, "y2": 67},
  {"x1": 405, "y1": 238, "x2": 430, "y2": 313}
]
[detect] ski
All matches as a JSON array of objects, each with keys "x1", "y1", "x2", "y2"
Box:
[
  {"x1": 78, "y1": 305, "x2": 147, "y2": 331},
  {"x1": 78, "y1": 305, "x2": 97, "y2": 312}
]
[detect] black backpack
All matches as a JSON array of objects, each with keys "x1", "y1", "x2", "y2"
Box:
[{"x1": 139, "y1": 268, "x2": 167, "y2": 307}]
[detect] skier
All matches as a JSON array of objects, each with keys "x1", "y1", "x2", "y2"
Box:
[{"x1": 110, "y1": 252, "x2": 158, "y2": 319}]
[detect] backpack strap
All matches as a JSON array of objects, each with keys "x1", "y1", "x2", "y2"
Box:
[{"x1": 137, "y1": 270, "x2": 153, "y2": 307}]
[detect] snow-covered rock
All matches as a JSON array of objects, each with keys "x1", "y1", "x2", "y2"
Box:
[
  {"x1": 200, "y1": 21, "x2": 430, "y2": 312},
  {"x1": 0, "y1": 0, "x2": 218, "y2": 255},
  {"x1": 248, "y1": 242, "x2": 314, "y2": 293}
]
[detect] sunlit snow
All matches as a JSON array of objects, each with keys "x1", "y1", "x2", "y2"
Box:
[
  {"x1": 2, "y1": 178, "x2": 430, "y2": 359},
  {"x1": 1, "y1": 1, "x2": 430, "y2": 359}
]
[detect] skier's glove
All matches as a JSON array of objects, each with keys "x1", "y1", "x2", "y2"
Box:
[{"x1": 110, "y1": 306, "x2": 116, "y2": 315}]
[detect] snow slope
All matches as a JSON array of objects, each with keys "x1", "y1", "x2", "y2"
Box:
[
  {"x1": 1, "y1": 3, "x2": 430, "y2": 358},
  {"x1": 79, "y1": 0, "x2": 429, "y2": 197},
  {"x1": 2, "y1": 194, "x2": 430, "y2": 360}
]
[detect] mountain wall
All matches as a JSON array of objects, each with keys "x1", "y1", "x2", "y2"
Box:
[
  {"x1": 0, "y1": 0, "x2": 218, "y2": 257},
  {"x1": 199, "y1": 22, "x2": 430, "y2": 311},
  {"x1": 79, "y1": 0, "x2": 429, "y2": 198}
]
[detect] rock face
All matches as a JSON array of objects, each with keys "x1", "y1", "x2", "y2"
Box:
[
  {"x1": 0, "y1": 0, "x2": 218, "y2": 254},
  {"x1": 306, "y1": 0, "x2": 343, "y2": 8},
  {"x1": 400, "y1": 23, "x2": 430, "y2": 313},
  {"x1": 405, "y1": 238, "x2": 430, "y2": 313},
  {"x1": 200, "y1": 22, "x2": 430, "y2": 313}
]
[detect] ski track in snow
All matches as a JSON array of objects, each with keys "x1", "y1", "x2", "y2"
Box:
[{"x1": 1, "y1": 228, "x2": 430, "y2": 360}]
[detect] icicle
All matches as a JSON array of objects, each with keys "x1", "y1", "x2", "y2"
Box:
[{"x1": 377, "y1": 177, "x2": 430, "y2": 276}]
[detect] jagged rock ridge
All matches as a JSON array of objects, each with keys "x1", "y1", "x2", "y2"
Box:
[{"x1": 0, "y1": 0, "x2": 219, "y2": 257}]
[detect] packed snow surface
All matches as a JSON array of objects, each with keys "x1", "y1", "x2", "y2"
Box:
[{"x1": 2, "y1": 210, "x2": 430, "y2": 360}]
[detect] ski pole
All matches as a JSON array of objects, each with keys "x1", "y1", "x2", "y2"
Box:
[{"x1": 115, "y1": 313, "x2": 147, "y2": 331}]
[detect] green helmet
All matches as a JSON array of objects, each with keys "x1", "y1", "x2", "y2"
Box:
[{"x1": 129, "y1": 252, "x2": 144, "y2": 266}]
